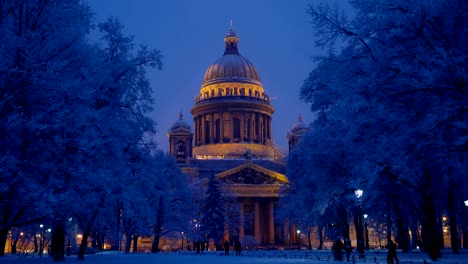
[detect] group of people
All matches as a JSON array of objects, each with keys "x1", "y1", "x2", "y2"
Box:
[
  {"x1": 193, "y1": 241, "x2": 208, "y2": 254},
  {"x1": 193, "y1": 239, "x2": 242, "y2": 256},
  {"x1": 332, "y1": 237, "x2": 399, "y2": 264},
  {"x1": 224, "y1": 240, "x2": 242, "y2": 256}
]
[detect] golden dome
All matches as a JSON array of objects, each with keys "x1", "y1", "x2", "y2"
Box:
[{"x1": 202, "y1": 27, "x2": 261, "y2": 87}]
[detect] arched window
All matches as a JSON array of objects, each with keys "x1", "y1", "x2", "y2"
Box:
[
  {"x1": 218, "y1": 88, "x2": 224, "y2": 96},
  {"x1": 176, "y1": 141, "x2": 186, "y2": 160},
  {"x1": 234, "y1": 88, "x2": 238, "y2": 95},
  {"x1": 240, "y1": 88, "x2": 245, "y2": 96},
  {"x1": 211, "y1": 90, "x2": 215, "y2": 97},
  {"x1": 233, "y1": 118, "x2": 240, "y2": 141}
]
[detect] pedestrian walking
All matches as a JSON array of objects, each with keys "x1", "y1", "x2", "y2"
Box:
[
  {"x1": 200, "y1": 241, "x2": 205, "y2": 254},
  {"x1": 387, "y1": 240, "x2": 399, "y2": 264},
  {"x1": 333, "y1": 237, "x2": 344, "y2": 261},
  {"x1": 224, "y1": 240, "x2": 230, "y2": 256},
  {"x1": 344, "y1": 238, "x2": 352, "y2": 262},
  {"x1": 234, "y1": 239, "x2": 242, "y2": 256}
]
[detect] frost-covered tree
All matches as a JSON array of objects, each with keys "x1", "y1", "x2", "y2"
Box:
[
  {"x1": 0, "y1": 0, "x2": 94, "y2": 258},
  {"x1": 0, "y1": 0, "x2": 165, "y2": 260},
  {"x1": 149, "y1": 152, "x2": 192, "y2": 253},
  {"x1": 200, "y1": 171, "x2": 225, "y2": 249},
  {"x1": 289, "y1": 0, "x2": 467, "y2": 260}
]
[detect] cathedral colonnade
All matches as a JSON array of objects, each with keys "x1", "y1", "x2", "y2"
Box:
[
  {"x1": 193, "y1": 111, "x2": 272, "y2": 146},
  {"x1": 224, "y1": 197, "x2": 276, "y2": 246}
]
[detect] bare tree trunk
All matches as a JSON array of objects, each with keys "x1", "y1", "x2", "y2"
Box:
[
  {"x1": 318, "y1": 225, "x2": 323, "y2": 250},
  {"x1": 420, "y1": 189, "x2": 441, "y2": 260},
  {"x1": 124, "y1": 234, "x2": 131, "y2": 253},
  {"x1": 386, "y1": 198, "x2": 392, "y2": 245},
  {"x1": 0, "y1": 228, "x2": 9, "y2": 257},
  {"x1": 132, "y1": 235, "x2": 139, "y2": 253},
  {"x1": 78, "y1": 197, "x2": 104, "y2": 260},
  {"x1": 51, "y1": 218, "x2": 66, "y2": 261},
  {"x1": 151, "y1": 196, "x2": 164, "y2": 253},
  {"x1": 394, "y1": 202, "x2": 410, "y2": 252},
  {"x1": 447, "y1": 181, "x2": 459, "y2": 253}
]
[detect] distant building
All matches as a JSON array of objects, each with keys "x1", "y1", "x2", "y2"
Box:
[
  {"x1": 287, "y1": 115, "x2": 308, "y2": 153},
  {"x1": 167, "y1": 26, "x2": 307, "y2": 247}
]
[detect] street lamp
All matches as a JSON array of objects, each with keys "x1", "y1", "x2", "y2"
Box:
[
  {"x1": 181, "y1": 232, "x2": 184, "y2": 251},
  {"x1": 296, "y1": 230, "x2": 301, "y2": 248},
  {"x1": 464, "y1": 200, "x2": 468, "y2": 249},
  {"x1": 363, "y1": 214, "x2": 369, "y2": 250},
  {"x1": 39, "y1": 224, "x2": 44, "y2": 257},
  {"x1": 355, "y1": 189, "x2": 365, "y2": 259}
]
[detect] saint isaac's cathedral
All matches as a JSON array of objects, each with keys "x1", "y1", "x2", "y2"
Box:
[{"x1": 167, "y1": 26, "x2": 307, "y2": 247}]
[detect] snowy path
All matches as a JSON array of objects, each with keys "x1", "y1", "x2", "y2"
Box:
[{"x1": 1, "y1": 250, "x2": 466, "y2": 264}]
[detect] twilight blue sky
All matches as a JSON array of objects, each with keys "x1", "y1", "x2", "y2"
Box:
[{"x1": 89, "y1": 0, "x2": 343, "y2": 153}]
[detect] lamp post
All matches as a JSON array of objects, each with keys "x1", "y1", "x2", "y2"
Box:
[
  {"x1": 355, "y1": 190, "x2": 365, "y2": 259},
  {"x1": 181, "y1": 232, "x2": 184, "y2": 251},
  {"x1": 363, "y1": 214, "x2": 369, "y2": 250},
  {"x1": 39, "y1": 224, "x2": 44, "y2": 258},
  {"x1": 464, "y1": 200, "x2": 468, "y2": 249},
  {"x1": 296, "y1": 230, "x2": 301, "y2": 248}
]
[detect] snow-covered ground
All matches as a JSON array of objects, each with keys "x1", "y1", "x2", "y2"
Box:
[{"x1": 1, "y1": 250, "x2": 467, "y2": 264}]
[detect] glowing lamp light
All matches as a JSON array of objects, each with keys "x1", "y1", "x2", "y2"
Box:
[
  {"x1": 355, "y1": 189, "x2": 363, "y2": 198},
  {"x1": 363, "y1": 214, "x2": 368, "y2": 219},
  {"x1": 39, "y1": 224, "x2": 44, "y2": 229},
  {"x1": 77, "y1": 234, "x2": 83, "y2": 239},
  {"x1": 296, "y1": 230, "x2": 301, "y2": 234},
  {"x1": 464, "y1": 200, "x2": 468, "y2": 207}
]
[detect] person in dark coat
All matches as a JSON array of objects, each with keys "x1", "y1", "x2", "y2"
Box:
[
  {"x1": 344, "y1": 238, "x2": 352, "y2": 262},
  {"x1": 234, "y1": 239, "x2": 242, "y2": 256},
  {"x1": 200, "y1": 241, "x2": 205, "y2": 254},
  {"x1": 333, "y1": 237, "x2": 344, "y2": 261},
  {"x1": 224, "y1": 240, "x2": 230, "y2": 256},
  {"x1": 195, "y1": 241, "x2": 200, "y2": 254},
  {"x1": 387, "y1": 240, "x2": 399, "y2": 264}
]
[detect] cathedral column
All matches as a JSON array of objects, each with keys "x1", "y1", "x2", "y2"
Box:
[
  {"x1": 239, "y1": 200, "x2": 244, "y2": 243},
  {"x1": 240, "y1": 112, "x2": 245, "y2": 141},
  {"x1": 193, "y1": 117, "x2": 197, "y2": 146},
  {"x1": 267, "y1": 116, "x2": 271, "y2": 139},
  {"x1": 210, "y1": 113, "x2": 214, "y2": 143},
  {"x1": 254, "y1": 199, "x2": 261, "y2": 243},
  {"x1": 219, "y1": 112, "x2": 224, "y2": 143},
  {"x1": 259, "y1": 114, "x2": 264, "y2": 143},
  {"x1": 201, "y1": 115, "x2": 206, "y2": 145},
  {"x1": 197, "y1": 116, "x2": 201, "y2": 146},
  {"x1": 268, "y1": 200, "x2": 275, "y2": 244}
]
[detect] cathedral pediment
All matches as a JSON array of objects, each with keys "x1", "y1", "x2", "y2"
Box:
[
  {"x1": 170, "y1": 127, "x2": 192, "y2": 134},
  {"x1": 216, "y1": 163, "x2": 288, "y2": 185}
]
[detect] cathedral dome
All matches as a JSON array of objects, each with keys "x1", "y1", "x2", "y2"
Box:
[
  {"x1": 202, "y1": 26, "x2": 261, "y2": 87},
  {"x1": 169, "y1": 112, "x2": 191, "y2": 132},
  {"x1": 202, "y1": 55, "x2": 261, "y2": 86},
  {"x1": 290, "y1": 115, "x2": 307, "y2": 134}
]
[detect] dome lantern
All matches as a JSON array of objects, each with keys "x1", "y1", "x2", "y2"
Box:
[{"x1": 224, "y1": 21, "x2": 239, "y2": 55}]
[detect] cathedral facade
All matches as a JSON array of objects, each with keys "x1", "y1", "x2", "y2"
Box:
[{"x1": 168, "y1": 27, "x2": 305, "y2": 247}]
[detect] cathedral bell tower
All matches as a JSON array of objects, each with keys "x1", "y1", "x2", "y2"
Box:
[{"x1": 167, "y1": 112, "x2": 193, "y2": 163}]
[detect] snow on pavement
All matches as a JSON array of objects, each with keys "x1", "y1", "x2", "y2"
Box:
[{"x1": 1, "y1": 251, "x2": 467, "y2": 264}]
